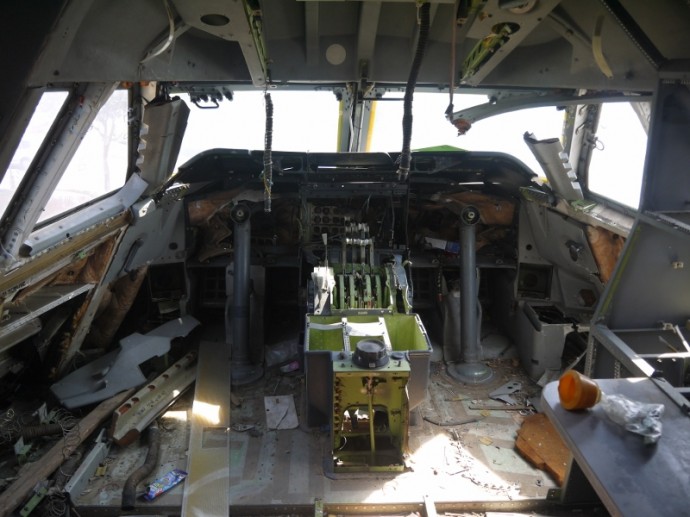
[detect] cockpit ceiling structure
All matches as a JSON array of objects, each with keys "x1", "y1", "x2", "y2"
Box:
[{"x1": 8, "y1": 0, "x2": 690, "y2": 89}]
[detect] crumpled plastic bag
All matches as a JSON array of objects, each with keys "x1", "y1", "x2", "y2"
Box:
[{"x1": 599, "y1": 393, "x2": 664, "y2": 444}]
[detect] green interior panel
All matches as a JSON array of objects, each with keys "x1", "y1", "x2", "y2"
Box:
[{"x1": 305, "y1": 314, "x2": 431, "y2": 353}]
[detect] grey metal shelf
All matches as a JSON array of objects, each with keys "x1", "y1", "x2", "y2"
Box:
[{"x1": 0, "y1": 284, "x2": 93, "y2": 346}]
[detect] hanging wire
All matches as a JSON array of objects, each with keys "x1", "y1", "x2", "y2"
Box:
[
  {"x1": 263, "y1": 90, "x2": 274, "y2": 213},
  {"x1": 446, "y1": 0, "x2": 461, "y2": 120},
  {"x1": 397, "y1": 1, "x2": 431, "y2": 180},
  {"x1": 0, "y1": 408, "x2": 20, "y2": 445},
  {"x1": 45, "y1": 489, "x2": 69, "y2": 516},
  {"x1": 52, "y1": 408, "x2": 80, "y2": 462},
  {"x1": 140, "y1": 0, "x2": 176, "y2": 64}
]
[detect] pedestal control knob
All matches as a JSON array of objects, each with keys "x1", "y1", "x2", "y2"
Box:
[{"x1": 352, "y1": 339, "x2": 389, "y2": 369}]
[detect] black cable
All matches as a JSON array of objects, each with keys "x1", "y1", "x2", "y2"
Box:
[
  {"x1": 263, "y1": 91, "x2": 274, "y2": 212},
  {"x1": 446, "y1": 0, "x2": 460, "y2": 118},
  {"x1": 397, "y1": 2, "x2": 431, "y2": 180}
]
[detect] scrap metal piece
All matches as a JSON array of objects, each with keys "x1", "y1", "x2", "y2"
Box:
[
  {"x1": 109, "y1": 351, "x2": 197, "y2": 446},
  {"x1": 423, "y1": 494, "x2": 438, "y2": 517},
  {"x1": 264, "y1": 395, "x2": 298, "y2": 430},
  {"x1": 493, "y1": 394, "x2": 518, "y2": 405},
  {"x1": 469, "y1": 405, "x2": 534, "y2": 411},
  {"x1": 0, "y1": 318, "x2": 42, "y2": 355},
  {"x1": 230, "y1": 423, "x2": 255, "y2": 433},
  {"x1": 489, "y1": 381, "x2": 522, "y2": 405},
  {"x1": 490, "y1": 380, "x2": 521, "y2": 397},
  {"x1": 64, "y1": 429, "x2": 110, "y2": 500},
  {"x1": 1, "y1": 285, "x2": 92, "y2": 343},
  {"x1": 422, "y1": 415, "x2": 482, "y2": 426},
  {"x1": 0, "y1": 389, "x2": 135, "y2": 517},
  {"x1": 18, "y1": 482, "x2": 48, "y2": 517},
  {"x1": 50, "y1": 315, "x2": 199, "y2": 409}
]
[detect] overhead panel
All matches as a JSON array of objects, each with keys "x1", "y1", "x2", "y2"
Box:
[
  {"x1": 173, "y1": 0, "x2": 269, "y2": 86},
  {"x1": 619, "y1": 0, "x2": 690, "y2": 61},
  {"x1": 305, "y1": 2, "x2": 320, "y2": 67},
  {"x1": 357, "y1": 1, "x2": 381, "y2": 73},
  {"x1": 460, "y1": 0, "x2": 562, "y2": 86}
]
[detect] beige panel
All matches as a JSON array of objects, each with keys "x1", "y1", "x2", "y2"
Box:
[{"x1": 181, "y1": 340, "x2": 231, "y2": 516}]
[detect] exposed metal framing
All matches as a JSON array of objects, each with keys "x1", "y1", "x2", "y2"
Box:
[
  {"x1": 305, "y1": 2, "x2": 320, "y2": 67},
  {"x1": 0, "y1": 210, "x2": 130, "y2": 302},
  {"x1": 356, "y1": 2, "x2": 381, "y2": 71},
  {"x1": 72, "y1": 496, "x2": 605, "y2": 517},
  {"x1": 27, "y1": 0, "x2": 96, "y2": 84},
  {"x1": 172, "y1": 0, "x2": 269, "y2": 86},
  {"x1": 0, "y1": 82, "x2": 119, "y2": 270},
  {"x1": 598, "y1": 0, "x2": 665, "y2": 68},
  {"x1": 52, "y1": 227, "x2": 128, "y2": 377},
  {"x1": 335, "y1": 84, "x2": 375, "y2": 153},
  {"x1": 449, "y1": 90, "x2": 650, "y2": 127},
  {"x1": 0, "y1": 87, "x2": 44, "y2": 186}
]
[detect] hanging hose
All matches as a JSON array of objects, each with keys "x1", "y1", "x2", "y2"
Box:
[
  {"x1": 121, "y1": 423, "x2": 160, "y2": 511},
  {"x1": 263, "y1": 91, "x2": 274, "y2": 212},
  {"x1": 397, "y1": 1, "x2": 431, "y2": 180}
]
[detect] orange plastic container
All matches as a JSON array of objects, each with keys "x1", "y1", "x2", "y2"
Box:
[{"x1": 558, "y1": 370, "x2": 601, "y2": 410}]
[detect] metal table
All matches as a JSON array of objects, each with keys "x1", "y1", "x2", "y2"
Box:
[{"x1": 541, "y1": 378, "x2": 690, "y2": 517}]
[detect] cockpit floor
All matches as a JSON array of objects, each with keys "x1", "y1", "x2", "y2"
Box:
[{"x1": 66, "y1": 327, "x2": 610, "y2": 516}]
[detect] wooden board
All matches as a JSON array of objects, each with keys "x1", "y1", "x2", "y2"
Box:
[
  {"x1": 0, "y1": 389, "x2": 135, "y2": 517},
  {"x1": 515, "y1": 413, "x2": 570, "y2": 486}
]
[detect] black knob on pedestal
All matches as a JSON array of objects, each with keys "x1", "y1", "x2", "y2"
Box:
[{"x1": 352, "y1": 339, "x2": 389, "y2": 369}]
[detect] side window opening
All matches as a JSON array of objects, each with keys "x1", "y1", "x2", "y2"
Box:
[
  {"x1": 587, "y1": 102, "x2": 648, "y2": 209},
  {"x1": 38, "y1": 89, "x2": 129, "y2": 223},
  {"x1": 0, "y1": 91, "x2": 69, "y2": 221}
]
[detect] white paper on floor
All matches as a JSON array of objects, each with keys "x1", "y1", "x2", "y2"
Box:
[{"x1": 264, "y1": 395, "x2": 299, "y2": 429}]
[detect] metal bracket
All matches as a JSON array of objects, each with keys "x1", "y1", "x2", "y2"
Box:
[
  {"x1": 489, "y1": 380, "x2": 522, "y2": 405},
  {"x1": 64, "y1": 429, "x2": 110, "y2": 500},
  {"x1": 448, "y1": 91, "x2": 653, "y2": 133},
  {"x1": 109, "y1": 351, "x2": 197, "y2": 446},
  {"x1": 423, "y1": 494, "x2": 438, "y2": 517}
]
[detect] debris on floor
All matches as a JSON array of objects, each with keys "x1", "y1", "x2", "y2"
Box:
[
  {"x1": 515, "y1": 413, "x2": 570, "y2": 486},
  {"x1": 264, "y1": 395, "x2": 299, "y2": 429}
]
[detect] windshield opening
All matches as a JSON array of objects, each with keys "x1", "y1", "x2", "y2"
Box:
[{"x1": 175, "y1": 90, "x2": 565, "y2": 176}]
